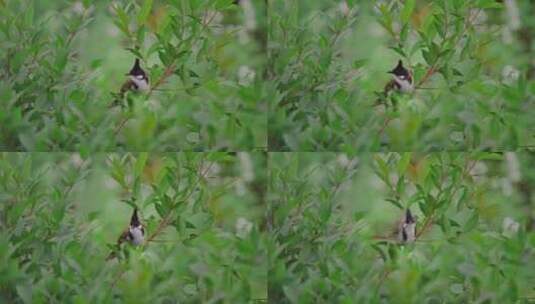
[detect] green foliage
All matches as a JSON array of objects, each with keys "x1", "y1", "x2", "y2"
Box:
[
  {"x1": 269, "y1": 152, "x2": 535, "y2": 303},
  {"x1": 0, "y1": 152, "x2": 267, "y2": 302},
  {"x1": 268, "y1": 0, "x2": 535, "y2": 151},
  {"x1": 0, "y1": 0, "x2": 266, "y2": 151}
]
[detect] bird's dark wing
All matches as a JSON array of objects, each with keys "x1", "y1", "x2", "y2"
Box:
[{"x1": 117, "y1": 229, "x2": 131, "y2": 245}]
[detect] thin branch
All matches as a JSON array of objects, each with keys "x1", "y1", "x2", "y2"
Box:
[
  {"x1": 113, "y1": 115, "x2": 130, "y2": 136},
  {"x1": 415, "y1": 158, "x2": 477, "y2": 240},
  {"x1": 146, "y1": 63, "x2": 177, "y2": 97},
  {"x1": 378, "y1": 117, "x2": 393, "y2": 138},
  {"x1": 416, "y1": 8, "x2": 482, "y2": 89},
  {"x1": 144, "y1": 158, "x2": 214, "y2": 244}
]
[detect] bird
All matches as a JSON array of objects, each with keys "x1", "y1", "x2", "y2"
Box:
[
  {"x1": 106, "y1": 208, "x2": 145, "y2": 260},
  {"x1": 397, "y1": 208, "x2": 417, "y2": 244},
  {"x1": 110, "y1": 59, "x2": 149, "y2": 107},
  {"x1": 121, "y1": 58, "x2": 150, "y2": 93},
  {"x1": 375, "y1": 60, "x2": 414, "y2": 109},
  {"x1": 385, "y1": 60, "x2": 413, "y2": 94},
  {"x1": 117, "y1": 208, "x2": 145, "y2": 246}
]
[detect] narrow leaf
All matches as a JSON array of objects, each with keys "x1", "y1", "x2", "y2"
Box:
[
  {"x1": 137, "y1": 0, "x2": 153, "y2": 25},
  {"x1": 401, "y1": 0, "x2": 416, "y2": 24}
]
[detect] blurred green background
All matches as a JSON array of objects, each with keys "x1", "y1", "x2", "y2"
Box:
[
  {"x1": 269, "y1": 152, "x2": 535, "y2": 303},
  {"x1": 0, "y1": 0, "x2": 267, "y2": 151},
  {"x1": 268, "y1": 0, "x2": 535, "y2": 151},
  {"x1": 0, "y1": 152, "x2": 267, "y2": 303}
]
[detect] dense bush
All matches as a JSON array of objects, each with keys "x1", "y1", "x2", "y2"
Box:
[
  {"x1": 0, "y1": 0, "x2": 266, "y2": 151},
  {"x1": 269, "y1": 152, "x2": 535, "y2": 302},
  {"x1": 268, "y1": 0, "x2": 535, "y2": 151},
  {"x1": 0, "y1": 152, "x2": 267, "y2": 302}
]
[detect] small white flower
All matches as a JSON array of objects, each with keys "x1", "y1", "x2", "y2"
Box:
[
  {"x1": 502, "y1": 217, "x2": 520, "y2": 238},
  {"x1": 186, "y1": 132, "x2": 200, "y2": 143},
  {"x1": 71, "y1": 153, "x2": 83, "y2": 166},
  {"x1": 104, "y1": 177, "x2": 118, "y2": 190},
  {"x1": 241, "y1": 0, "x2": 257, "y2": 30},
  {"x1": 502, "y1": 65, "x2": 520, "y2": 84},
  {"x1": 73, "y1": 2, "x2": 84, "y2": 14},
  {"x1": 505, "y1": 0, "x2": 521, "y2": 30},
  {"x1": 236, "y1": 217, "x2": 253, "y2": 238},
  {"x1": 238, "y1": 65, "x2": 255, "y2": 85},
  {"x1": 107, "y1": 25, "x2": 120, "y2": 37},
  {"x1": 505, "y1": 152, "x2": 521, "y2": 182},
  {"x1": 238, "y1": 152, "x2": 254, "y2": 182},
  {"x1": 338, "y1": 1, "x2": 350, "y2": 15}
]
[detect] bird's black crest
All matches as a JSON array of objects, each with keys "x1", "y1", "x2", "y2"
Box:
[
  {"x1": 130, "y1": 208, "x2": 140, "y2": 227},
  {"x1": 405, "y1": 209, "x2": 415, "y2": 224},
  {"x1": 389, "y1": 60, "x2": 410, "y2": 77},
  {"x1": 128, "y1": 58, "x2": 146, "y2": 77}
]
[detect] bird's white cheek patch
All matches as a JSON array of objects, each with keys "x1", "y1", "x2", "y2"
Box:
[
  {"x1": 130, "y1": 76, "x2": 150, "y2": 91},
  {"x1": 394, "y1": 76, "x2": 414, "y2": 92}
]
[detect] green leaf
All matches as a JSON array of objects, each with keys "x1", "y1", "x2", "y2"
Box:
[
  {"x1": 386, "y1": 198, "x2": 403, "y2": 210},
  {"x1": 24, "y1": 2, "x2": 34, "y2": 27},
  {"x1": 134, "y1": 153, "x2": 148, "y2": 178},
  {"x1": 137, "y1": 0, "x2": 153, "y2": 25},
  {"x1": 401, "y1": 0, "x2": 416, "y2": 24},
  {"x1": 475, "y1": 0, "x2": 503, "y2": 9},
  {"x1": 352, "y1": 59, "x2": 367, "y2": 69},
  {"x1": 69, "y1": 90, "x2": 85, "y2": 103},
  {"x1": 214, "y1": 0, "x2": 235, "y2": 10},
  {"x1": 155, "y1": 203, "x2": 167, "y2": 218},
  {"x1": 371, "y1": 244, "x2": 387, "y2": 261},
  {"x1": 473, "y1": 152, "x2": 503, "y2": 161},
  {"x1": 399, "y1": 23, "x2": 409, "y2": 44},
  {"x1": 186, "y1": 212, "x2": 211, "y2": 230},
  {"x1": 114, "y1": 5, "x2": 130, "y2": 35},
  {"x1": 16, "y1": 284, "x2": 32, "y2": 304},
  {"x1": 397, "y1": 152, "x2": 412, "y2": 175},
  {"x1": 374, "y1": 155, "x2": 390, "y2": 185},
  {"x1": 390, "y1": 45, "x2": 406, "y2": 58},
  {"x1": 464, "y1": 212, "x2": 479, "y2": 232}
]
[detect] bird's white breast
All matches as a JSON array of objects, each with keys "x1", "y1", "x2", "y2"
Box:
[
  {"x1": 394, "y1": 75, "x2": 414, "y2": 92},
  {"x1": 129, "y1": 226, "x2": 144, "y2": 245},
  {"x1": 399, "y1": 222, "x2": 416, "y2": 243},
  {"x1": 130, "y1": 75, "x2": 149, "y2": 91}
]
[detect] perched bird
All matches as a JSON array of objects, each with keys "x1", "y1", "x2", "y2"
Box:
[
  {"x1": 117, "y1": 208, "x2": 145, "y2": 246},
  {"x1": 397, "y1": 209, "x2": 417, "y2": 243},
  {"x1": 110, "y1": 59, "x2": 149, "y2": 107},
  {"x1": 375, "y1": 60, "x2": 414, "y2": 109},
  {"x1": 385, "y1": 60, "x2": 413, "y2": 94},
  {"x1": 107, "y1": 208, "x2": 145, "y2": 260},
  {"x1": 121, "y1": 58, "x2": 150, "y2": 93}
]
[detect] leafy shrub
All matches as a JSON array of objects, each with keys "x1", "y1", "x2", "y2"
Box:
[
  {"x1": 269, "y1": 152, "x2": 535, "y2": 303},
  {"x1": 0, "y1": 0, "x2": 266, "y2": 151},
  {"x1": 0, "y1": 152, "x2": 267, "y2": 302},
  {"x1": 268, "y1": 0, "x2": 535, "y2": 151}
]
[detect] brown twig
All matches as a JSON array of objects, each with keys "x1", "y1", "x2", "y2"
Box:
[
  {"x1": 415, "y1": 158, "x2": 477, "y2": 239},
  {"x1": 377, "y1": 267, "x2": 393, "y2": 289},
  {"x1": 415, "y1": 8, "x2": 482, "y2": 89},
  {"x1": 147, "y1": 63, "x2": 177, "y2": 97},
  {"x1": 113, "y1": 115, "x2": 130, "y2": 136},
  {"x1": 378, "y1": 117, "x2": 393, "y2": 138},
  {"x1": 144, "y1": 160, "x2": 214, "y2": 244}
]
